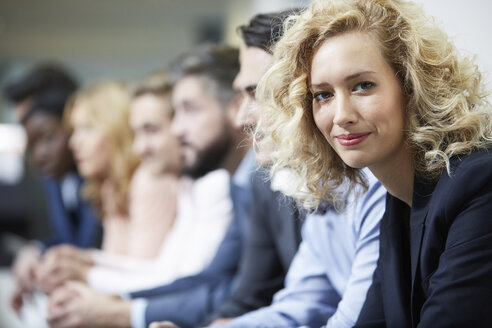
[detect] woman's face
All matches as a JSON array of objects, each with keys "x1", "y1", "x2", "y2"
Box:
[
  {"x1": 130, "y1": 94, "x2": 180, "y2": 174},
  {"x1": 310, "y1": 31, "x2": 406, "y2": 173},
  {"x1": 69, "y1": 103, "x2": 112, "y2": 178}
]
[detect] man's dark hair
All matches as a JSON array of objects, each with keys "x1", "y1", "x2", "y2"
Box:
[
  {"x1": 169, "y1": 44, "x2": 239, "y2": 107},
  {"x1": 4, "y1": 64, "x2": 78, "y2": 104},
  {"x1": 238, "y1": 8, "x2": 303, "y2": 53}
]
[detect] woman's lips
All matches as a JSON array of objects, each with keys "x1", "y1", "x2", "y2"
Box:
[{"x1": 335, "y1": 133, "x2": 371, "y2": 146}]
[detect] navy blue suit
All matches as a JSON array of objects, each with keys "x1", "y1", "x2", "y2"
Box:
[
  {"x1": 129, "y1": 182, "x2": 252, "y2": 328},
  {"x1": 355, "y1": 149, "x2": 492, "y2": 327},
  {"x1": 42, "y1": 173, "x2": 101, "y2": 249}
]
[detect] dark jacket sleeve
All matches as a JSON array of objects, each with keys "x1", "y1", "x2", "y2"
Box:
[
  {"x1": 42, "y1": 176, "x2": 101, "y2": 249},
  {"x1": 211, "y1": 174, "x2": 294, "y2": 319},
  {"x1": 143, "y1": 276, "x2": 233, "y2": 328}
]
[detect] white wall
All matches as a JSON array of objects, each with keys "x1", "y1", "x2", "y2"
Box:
[{"x1": 418, "y1": 0, "x2": 492, "y2": 90}]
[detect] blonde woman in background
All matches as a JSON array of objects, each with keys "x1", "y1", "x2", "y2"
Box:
[
  {"x1": 256, "y1": 0, "x2": 492, "y2": 326},
  {"x1": 74, "y1": 74, "x2": 183, "y2": 294},
  {"x1": 69, "y1": 81, "x2": 138, "y2": 255},
  {"x1": 33, "y1": 81, "x2": 139, "y2": 294}
]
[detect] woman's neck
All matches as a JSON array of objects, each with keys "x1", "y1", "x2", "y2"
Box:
[{"x1": 370, "y1": 143, "x2": 415, "y2": 207}]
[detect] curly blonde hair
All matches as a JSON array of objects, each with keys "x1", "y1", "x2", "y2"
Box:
[
  {"x1": 66, "y1": 81, "x2": 139, "y2": 216},
  {"x1": 257, "y1": 0, "x2": 492, "y2": 209}
]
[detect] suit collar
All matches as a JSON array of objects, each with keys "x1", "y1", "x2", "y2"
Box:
[
  {"x1": 409, "y1": 176, "x2": 436, "y2": 325},
  {"x1": 380, "y1": 193, "x2": 413, "y2": 326}
]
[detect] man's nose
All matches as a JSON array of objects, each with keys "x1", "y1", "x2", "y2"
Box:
[{"x1": 235, "y1": 96, "x2": 255, "y2": 129}]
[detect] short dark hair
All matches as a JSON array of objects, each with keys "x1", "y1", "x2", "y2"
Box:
[
  {"x1": 169, "y1": 44, "x2": 239, "y2": 107},
  {"x1": 4, "y1": 64, "x2": 78, "y2": 104},
  {"x1": 238, "y1": 8, "x2": 303, "y2": 53},
  {"x1": 21, "y1": 87, "x2": 73, "y2": 124}
]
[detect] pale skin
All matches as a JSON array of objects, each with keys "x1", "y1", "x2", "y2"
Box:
[
  {"x1": 11, "y1": 244, "x2": 94, "y2": 314},
  {"x1": 171, "y1": 75, "x2": 247, "y2": 176},
  {"x1": 34, "y1": 244, "x2": 94, "y2": 294},
  {"x1": 10, "y1": 244, "x2": 41, "y2": 313},
  {"x1": 69, "y1": 102, "x2": 112, "y2": 180},
  {"x1": 130, "y1": 94, "x2": 181, "y2": 176},
  {"x1": 310, "y1": 31, "x2": 414, "y2": 206},
  {"x1": 127, "y1": 93, "x2": 180, "y2": 258},
  {"x1": 232, "y1": 44, "x2": 274, "y2": 166},
  {"x1": 233, "y1": 44, "x2": 273, "y2": 129},
  {"x1": 47, "y1": 281, "x2": 131, "y2": 328}
]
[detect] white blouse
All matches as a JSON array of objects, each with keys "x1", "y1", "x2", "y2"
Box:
[{"x1": 86, "y1": 169, "x2": 233, "y2": 295}]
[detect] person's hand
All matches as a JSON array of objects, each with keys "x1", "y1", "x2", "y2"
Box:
[
  {"x1": 10, "y1": 283, "x2": 32, "y2": 314},
  {"x1": 12, "y1": 243, "x2": 41, "y2": 289},
  {"x1": 148, "y1": 321, "x2": 180, "y2": 328},
  {"x1": 209, "y1": 318, "x2": 234, "y2": 326},
  {"x1": 44, "y1": 244, "x2": 94, "y2": 264},
  {"x1": 47, "y1": 281, "x2": 131, "y2": 328},
  {"x1": 35, "y1": 244, "x2": 93, "y2": 294}
]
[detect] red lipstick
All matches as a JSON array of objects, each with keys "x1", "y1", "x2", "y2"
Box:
[{"x1": 336, "y1": 133, "x2": 370, "y2": 146}]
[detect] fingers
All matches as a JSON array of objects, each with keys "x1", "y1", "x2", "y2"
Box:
[
  {"x1": 10, "y1": 285, "x2": 25, "y2": 314},
  {"x1": 47, "y1": 286, "x2": 81, "y2": 328},
  {"x1": 50, "y1": 284, "x2": 79, "y2": 309},
  {"x1": 36, "y1": 254, "x2": 88, "y2": 294},
  {"x1": 47, "y1": 302, "x2": 82, "y2": 328},
  {"x1": 47, "y1": 244, "x2": 93, "y2": 265},
  {"x1": 12, "y1": 245, "x2": 41, "y2": 288},
  {"x1": 63, "y1": 281, "x2": 90, "y2": 298},
  {"x1": 35, "y1": 266, "x2": 69, "y2": 294}
]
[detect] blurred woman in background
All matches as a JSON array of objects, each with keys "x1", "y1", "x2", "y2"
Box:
[
  {"x1": 68, "y1": 81, "x2": 138, "y2": 254},
  {"x1": 33, "y1": 81, "x2": 139, "y2": 294}
]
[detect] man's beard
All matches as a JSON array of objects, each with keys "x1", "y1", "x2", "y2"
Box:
[{"x1": 182, "y1": 134, "x2": 231, "y2": 179}]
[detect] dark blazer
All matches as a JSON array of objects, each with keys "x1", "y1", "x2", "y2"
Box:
[
  {"x1": 211, "y1": 170, "x2": 304, "y2": 319},
  {"x1": 42, "y1": 173, "x2": 101, "y2": 249},
  {"x1": 355, "y1": 149, "x2": 492, "y2": 327}
]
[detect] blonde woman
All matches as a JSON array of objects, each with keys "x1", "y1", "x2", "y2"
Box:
[
  {"x1": 257, "y1": 0, "x2": 492, "y2": 326},
  {"x1": 68, "y1": 81, "x2": 138, "y2": 254},
  {"x1": 34, "y1": 81, "x2": 139, "y2": 294}
]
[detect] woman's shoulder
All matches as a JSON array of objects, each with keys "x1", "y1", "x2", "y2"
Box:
[
  {"x1": 448, "y1": 148, "x2": 492, "y2": 180},
  {"x1": 432, "y1": 148, "x2": 492, "y2": 210}
]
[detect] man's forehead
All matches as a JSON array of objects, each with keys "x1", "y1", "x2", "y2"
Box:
[{"x1": 235, "y1": 44, "x2": 272, "y2": 89}]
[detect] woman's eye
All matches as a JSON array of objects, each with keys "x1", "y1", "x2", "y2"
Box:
[
  {"x1": 354, "y1": 81, "x2": 375, "y2": 92},
  {"x1": 313, "y1": 91, "x2": 333, "y2": 103}
]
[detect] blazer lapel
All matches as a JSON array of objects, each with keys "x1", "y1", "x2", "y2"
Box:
[
  {"x1": 380, "y1": 193, "x2": 413, "y2": 327},
  {"x1": 409, "y1": 178, "x2": 435, "y2": 326}
]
